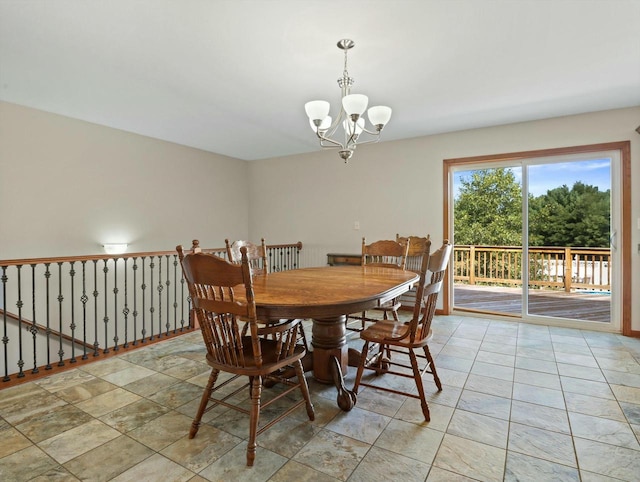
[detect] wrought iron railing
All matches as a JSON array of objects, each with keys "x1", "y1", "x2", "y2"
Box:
[
  {"x1": 453, "y1": 245, "x2": 611, "y2": 292},
  {"x1": 0, "y1": 241, "x2": 302, "y2": 384}
]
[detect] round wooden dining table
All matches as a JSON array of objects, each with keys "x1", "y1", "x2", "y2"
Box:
[{"x1": 250, "y1": 265, "x2": 419, "y2": 410}]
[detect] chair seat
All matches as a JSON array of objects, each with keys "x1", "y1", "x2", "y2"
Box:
[
  {"x1": 361, "y1": 321, "x2": 433, "y2": 348},
  {"x1": 206, "y1": 336, "x2": 306, "y2": 375}
]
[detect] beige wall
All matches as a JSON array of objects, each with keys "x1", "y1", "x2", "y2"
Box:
[
  {"x1": 0, "y1": 102, "x2": 249, "y2": 259},
  {"x1": 248, "y1": 107, "x2": 640, "y2": 330},
  {"x1": 2, "y1": 101, "x2": 637, "y2": 330}
]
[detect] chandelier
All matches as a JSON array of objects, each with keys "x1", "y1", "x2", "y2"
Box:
[{"x1": 304, "y1": 39, "x2": 392, "y2": 163}]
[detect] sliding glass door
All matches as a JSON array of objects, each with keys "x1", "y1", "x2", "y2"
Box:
[{"x1": 449, "y1": 148, "x2": 622, "y2": 330}]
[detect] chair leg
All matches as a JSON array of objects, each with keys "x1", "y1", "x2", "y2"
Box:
[
  {"x1": 423, "y1": 345, "x2": 442, "y2": 391},
  {"x1": 294, "y1": 359, "x2": 315, "y2": 420},
  {"x1": 190, "y1": 368, "x2": 219, "y2": 439},
  {"x1": 361, "y1": 311, "x2": 366, "y2": 330},
  {"x1": 352, "y1": 341, "x2": 370, "y2": 394},
  {"x1": 298, "y1": 322, "x2": 310, "y2": 351},
  {"x1": 247, "y1": 375, "x2": 262, "y2": 467},
  {"x1": 409, "y1": 349, "x2": 430, "y2": 421}
]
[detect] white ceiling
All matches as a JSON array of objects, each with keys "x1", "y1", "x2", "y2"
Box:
[{"x1": 1, "y1": 0, "x2": 639, "y2": 161}]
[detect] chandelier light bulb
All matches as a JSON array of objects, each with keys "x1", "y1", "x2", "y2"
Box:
[
  {"x1": 368, "y1": 106, "x2": 392, "y2": 129},
  {"x1": 342, "y1": 94, "x2": 368, "y2": 116},
  {"x1": 304, "y1": 100, "x2": 331, "y2": 123}
]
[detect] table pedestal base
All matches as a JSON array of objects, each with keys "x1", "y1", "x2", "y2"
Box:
[{"x1": 311, "y1": 314, "x2": 357, "y2": 411}]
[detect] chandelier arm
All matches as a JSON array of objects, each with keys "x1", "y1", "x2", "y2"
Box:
[
  {"x1": 359, "y1": 127, "x2": 382, "y2": 137},
  {"x1": 316, "y1": 133, "x2": 344, "y2": 148},
  {"x1": 347, "y1": 137, "x2": 381, "y2": 146}
]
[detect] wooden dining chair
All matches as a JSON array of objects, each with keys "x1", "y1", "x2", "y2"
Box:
[
  {"x1": 225, "y1": 238, "x2": 268, "y2": 275},
  {"x1": 396, "y1": 234, "x2": 431, "y2": 310},
  {"x1": 226, "y1": 238, "x2": 309, "y2": 349},
  {"x1": 352, "y1": 240, "x2": 452, "y2": 421},
  {"x1": 177, "y1": 240, "x2": 314, "y2": 466},
  {"x1": 348, "y1": 237, "x2": 410, "y2": 331}
]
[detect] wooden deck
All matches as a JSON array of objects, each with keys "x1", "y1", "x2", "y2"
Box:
[{"x1": 453, "y1": 285, "x2": 611, "y2": 323}]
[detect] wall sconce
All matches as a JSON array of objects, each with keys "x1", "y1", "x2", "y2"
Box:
[{"x1": 103, "y1": 243, "x2": 128, "y2": 255}]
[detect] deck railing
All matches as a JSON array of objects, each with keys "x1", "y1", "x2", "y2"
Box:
[
  {"x1": 0, "y1": 241, "x2": 302, "y2": 384},
  {"x1": 453, "y1": 245, "x2": 610, "y2": 292}
]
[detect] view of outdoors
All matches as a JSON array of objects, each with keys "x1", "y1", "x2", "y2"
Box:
[{"x1": 452, "y1": 159, "x2": 612, "y2": 323}]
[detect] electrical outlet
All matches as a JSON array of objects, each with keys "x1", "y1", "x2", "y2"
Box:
[{"x1": 354, "y1": 221, "x2": 360, "y2": 230}]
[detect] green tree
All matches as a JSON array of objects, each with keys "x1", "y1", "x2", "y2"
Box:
[
  {"x1": 454, "y1": 168, "x2": 522, "y2": 245},
  {"x1": 529, "y1": 182, "x2": 610, "y2": 247}
]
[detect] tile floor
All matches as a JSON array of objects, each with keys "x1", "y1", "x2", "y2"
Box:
[{"x1": 1, "y1": 314, "x2": 640, "y2": 481}]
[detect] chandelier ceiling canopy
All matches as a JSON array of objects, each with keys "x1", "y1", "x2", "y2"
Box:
[{"x1": 304, "y1": 39, "x2": 392, "y2": 163}]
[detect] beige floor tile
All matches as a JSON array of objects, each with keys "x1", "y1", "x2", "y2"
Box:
[
  {"x1": 0, "y1": 445, "x2": 60, "y2": 480},
  {"x1": 375, "y1": 418, "x2": 443, "y2": 463},
  {"x1": 508, "y1": 422, "x2": 576, "y2": 467},
  {"x1": 0, "y1": 424, "x2": 33, "y2": 457},
  {"x1": 457, "y1": 389, "x2": 511, "y2": 420},
  {"x1": 433, "y1": 433, "x2": 505, "y2": 481},
  {"x1": 269, "y1": 460, "x2": 340, "y2": 482},
  {"x1": 63, "y1": 435, "x2": 154, "y2": 481},
  {"x1": 199, "y1": 442, "x2": 287, "y2": 481},
  {"x1": 512, "y1": 382, "x2": 565, "y2": 409},
  {"x1": 99, "y1": 398, "x2": 171, "y2": 432},
  {"x1": 161, "y1": 424, "x2": 242, "y2": 472},
  {"x1": 37, "y1": 419, "x2": 121, "y2": 464},
  {"x1": 568, "y1": 412, "x2": 640, "y2": 450},
  {"x1": 75, "y1": 387, "x2": 141, "y2": 417},
  {"x1": 292, "y1": 429, "x2": 370, "y2": 480},
  {"x1": 54, "y1": 377, "x2": 118, "y2": 404},
  {"x1": 575, "y1": 437, "x2": 640, "y2": 480},
  {"x1": 447, "y1": 408, "x2": 509, "y2": 448},
  {"x1": 349, "y1": 445, "x2": 431, "y2": 482},
  {"x1": 15, "y1": 403, "x2": 94, "y2": 443},
  {"x1": 33, "y1": 369, "x2": 96, "y2": 393},
  {"x1": 565, "y1": 391, "x2": 627, "y2": 422},
  {"x1": 505, "y1": 450, "x2": 579, "y2": 481},
  {"x1": 325, "y1": 406, "x2": 390, "y2": 444},
  {"x1": 127, "y1": 410, "x2": 193, "y2": 451},
  {"x1": 510, "y1": 400, "x2": 571, "y2": 434},
  {"x1": 110, "y1": 453, "x2": 196, "y2": 482}
]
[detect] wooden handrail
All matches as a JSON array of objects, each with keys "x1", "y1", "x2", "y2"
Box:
[{"x1": 453, "y1": 245, "x2": 611, "y2": 292}]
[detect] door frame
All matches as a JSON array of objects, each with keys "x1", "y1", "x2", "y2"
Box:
[{"x1": 442, "y1": 141, "x2": 632, "y2": 336}]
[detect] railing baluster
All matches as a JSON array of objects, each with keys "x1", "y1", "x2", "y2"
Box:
[
  {"x1": 16, "y1": 265, "x2": 25, "y2": 377},
  {"x1": 180, "y1": 267, "x2": 186, "y2": 330},
  {"x1": 30, "y1": 264, "x2": 39, "y2": 373},
  {"x1": 141, "y1": 256, "x2": 147, "y2": 343},
  {"x1": 173, "y1": 255, "x2": 178, "y2": 333},
  {"x1": 165, "y1": 255, "x2": 171, "y2": 336},
  {"x1": 92, "y1": 260, "x2": 99, "y2": 357},
  {"x1": 69, "y1": 262, "x2": 76, "y2": 363},
  {"x1": 149, "y1": 256, "x2": 155, "y2": 340},
  {"x1": 157, "y1": 255, "x2": 163, "y2": 337},
  {"x1": 1, "y1": 266, "x2": 8, "y2": 381},
  {"x1": 133, "y1": 257, "x2": 139, "y2": 345},
  {"x1": 123, "y1": 258, "x2": 129, "y2": 348},
  {"x1": 113, "y1": 258, "x2": 119, "y2": 351},
  {"x1": 56, "y1": 262, "x2": 64, "y2": 367},
  {"x1": 81, "y1": 261, "x2": 88, "y2": 360},
  {"x1": 44, "y1": 263, "x2": 53, "y2": 370},
  {"x1": 103, "y1": 259, "x2": 109, "y2": 354}
]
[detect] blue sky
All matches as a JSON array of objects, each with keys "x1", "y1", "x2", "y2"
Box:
[{"x1": 454, "y1": 159, "x2": 611, "y2": 198}]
